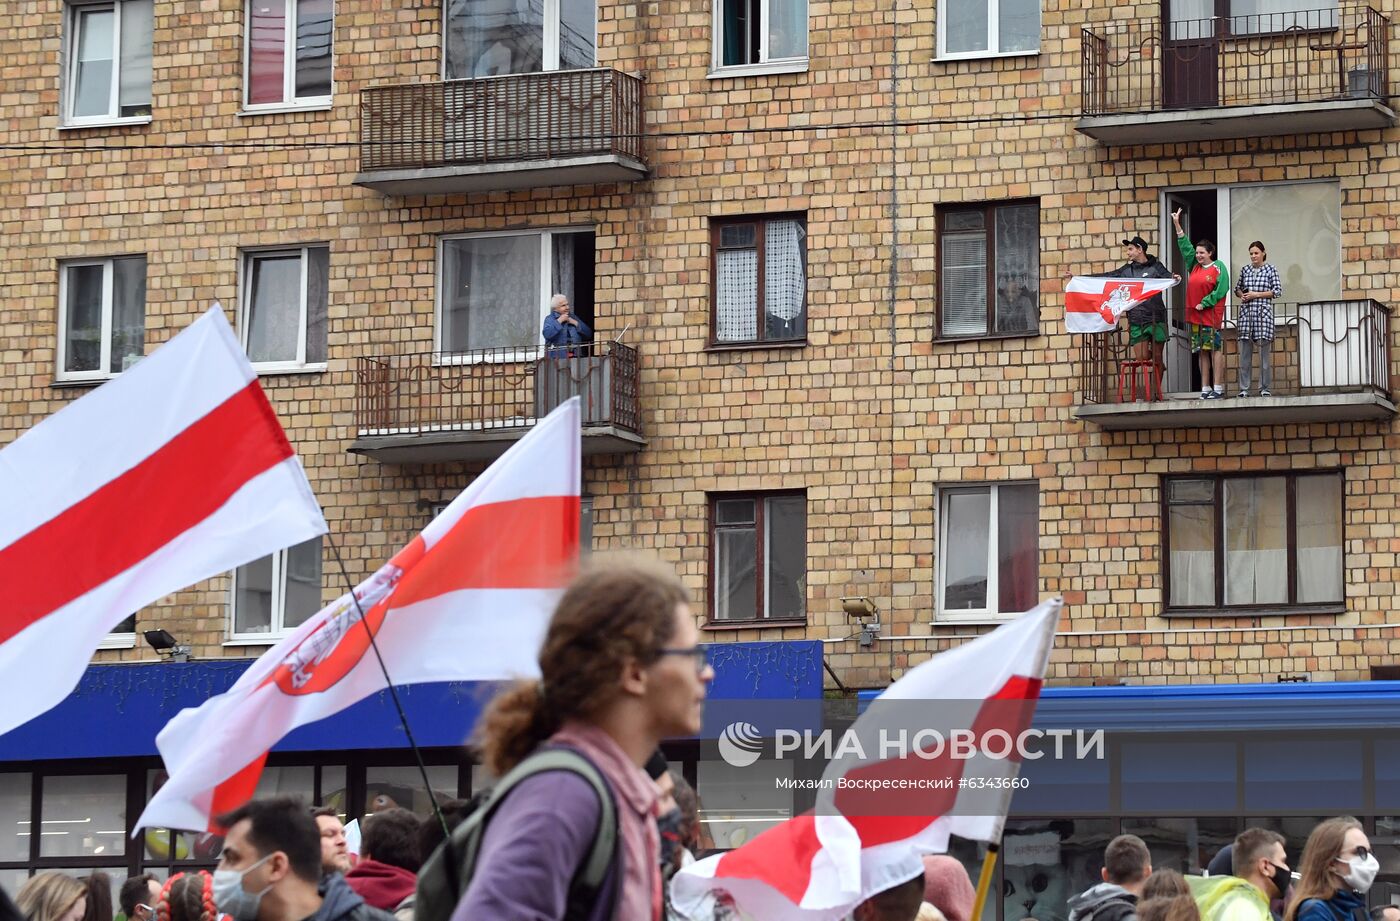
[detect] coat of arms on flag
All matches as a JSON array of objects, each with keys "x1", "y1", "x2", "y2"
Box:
[{"x1": 1065, "y1": 276, "x2": 1178, "y2": 333}]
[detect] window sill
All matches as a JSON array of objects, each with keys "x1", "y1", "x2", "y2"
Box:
[
  {"x1": 97, "y1": 633, "x2": 137, "y2": 650},
  {"x1": 933, "y1": 330, "x2": 1040, "y2": 344},
  {"x1": 253, "y1": 364, "x2": 328, "y2": 376},
  {"x1": 704, "y1": 338, "x2": 809, "y2": 353},
  {"x1": 1161, "y1": 605, "x2": 1346, "y2": 618},
  {"x1": 707, "y1": 59, "x2": 810, "y2": 79},
  {"x1": 931, "y1": 615, "x2": 1015, "y2": 626},
  {"x1": 53, "y1": 376, "x2": 108, "y2": 389},
  {"x1": 934, "y1": 49, "x2": 1040, "y2": 63},
  {"x1": 703, "y1": 618, "x2": 807, "y2": 631},
  {"x1": 238, "y1": 102, "x2": 333, "y2": 117},
  {"x1": 59, "y1": 116, "x2": 152, "y2": 131},
  {"x1": 224, "y1": 637, "x2": 289, "y2": 647}
]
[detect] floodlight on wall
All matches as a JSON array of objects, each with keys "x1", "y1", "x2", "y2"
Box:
[
  {"x1": 841, "y1": 597, "x2": 881, "y2": 648},
  {"x1": 144, "y1": 629, "x2": 192, "y2": 663}
]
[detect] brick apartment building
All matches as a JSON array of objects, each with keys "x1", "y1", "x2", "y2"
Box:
[{"x1": 4, "y1": 0, "x2": 1400, "y2": 915}]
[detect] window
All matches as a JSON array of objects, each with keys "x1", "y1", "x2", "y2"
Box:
[
  {"x1": 1164, "y1": 472, "x2": 1344, "y2": 611},
  {"x1": 64, "y1": 0, "x2": 153, "y2": 124},
  {"x1": 938, "y1": 483, "x2": 1038, "y2": 620},
  {"x1": 240, "y1": 246, "x2": 329, "y2": 370},
  {"x1": 710, "y1": 215, "x2": 807, "y2": 345},
  {"x1": 438, "y1": 230, "x2": 595, "y2": 354},
  {"x1": 230, "y1": 536, "x2": 324, "y2": 639},
  {"x1": 711, "y1": 0, "x2": 808, "y2": 73},
  {"x1": 444, "y1": 0, "x2": 594, "y2": 77},
  {"x1": 58, "y1": 255, "x2": 146, "y2": 382},
  {"x1": 710, "y1": 493, "x2": 806, "y2": 622},
  {"x1": 245, "y1": 0, "x2": 332, "y2": 109},
  {"x1": 580, "y1": 496, "x2": 593, "y2": 557},
  {"x1": 1168, "y1": 0, "x2": 1338, "y2": 39},
  {"x1": 938, "y1": 201, "x2": 1039, "y2": 338},
  {"x1": 937, "y1": 0, "x2": 1039, "y2": 58}
]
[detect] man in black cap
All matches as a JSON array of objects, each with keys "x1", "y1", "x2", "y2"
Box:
[{"x1": 1072, "y1": 236, "x2": 1179, "y2": 395}]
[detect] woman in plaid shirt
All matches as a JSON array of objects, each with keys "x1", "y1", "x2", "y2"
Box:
[{"x1": 1234, "y1": 240, "x2": 1282, "y2": 397}]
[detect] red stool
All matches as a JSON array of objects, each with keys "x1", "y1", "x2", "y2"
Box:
[{"x1": 1118, "y1": 359, "x2": 1163, "y2": 402}]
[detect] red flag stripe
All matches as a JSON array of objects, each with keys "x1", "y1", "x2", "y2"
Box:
[
  {"x1": 0, "y1": 381, "x2": 294, "y2": 645},
  {"x1": 713, "y1": 813, "x2": 825, "y2": 904},
  {"x1": 208, "y1": 753, "x2": 270, "y2": 833}
]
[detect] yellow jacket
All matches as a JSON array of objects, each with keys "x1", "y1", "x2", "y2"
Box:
[{"x1": 1188, "y1": 875, "x2": 1273, "y2": 921}]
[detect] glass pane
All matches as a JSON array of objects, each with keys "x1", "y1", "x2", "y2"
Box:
[
  {"x1": 767, "y1": 0, "x2": 807, "y2": 59},
  {"x1": 319, "y1": 766, "x2": 348, "y2": 817},
  {"x1": 558, "y1": 0, "x2": 595, "y2": 68},
  {"x1": 1168, "y1": 0, "x2": 1213, "y2": 41},
  {"x1": 764, "y1": 219, "x2": 806, "y2": 341},
  {"x1": 998, "y1": 0, "x2": 1039, "y2": 52},
  {"x1": 0, "y1": 774, "x2": 31, "y2": 862},
  {"x1": 145, "y1": 770, "x2": 223, "y2": 864},
  {"x1": 65, "y1": 263, "x2": 105, "y2": 373},
  {"x1": 1296, "y1": 474, "x2": 1343, "y2": 604},
  {"x1": 1122, "y1": 818, "x2": 1237, "y2": 876},
  {"x1": 1253, "y1": 817, "x2": 1331, "y2": 867},
  {"x1": 1229, "y1": 183, "x2": 1341, "y2": 304},
  {"x1": 941, "y1": 230, "x2": 988, "y2": 336},
  {"x1": 73, "y1": 7, "x2": 116, "y2": 118},
  {"x1": 443, "y1": 0, "x2": 544, "y2": 79},
  {"x1": 579, "y1": 497, "x2": 593, "y2": 557},
  {"x1": 248, "y1": 0, "x2": 287, "y2": 105},
  {"x1": 944, "y1": 0, "x2": 988, "y2": 54},
  {"x1": 255, "y1": 766, "x2": 314, "y2": 801},
  {"x1": 110, "y1": 614, "x2": 136, "y2": 634},
  {"x1": 118, "y1": 0, "x2": 153, "y2": 116},
  {"x1": 1121, "y1": 741, "x2": 1237, "y2": 812},
  {"x1": 721, "y1": 0, "x2": 759, "y2": 66},
  {"x1": 765, "y1": 496, "x2": 805, "y2": 619},
  {"x1": 282, "y1": 537, "x2": 323, "y2": 630},
  {"x1": 1001, "y1": 819, "x2": 1116, "y2": 921},
  {"x1": 720, "y1": 224, "x2": 756, "y2": 248},
  {"x1": 1224, "y1": 477, "x2": 1287, "y2": 606},
  {"x1": 110, "y1": 255, "x2": 146, "y2": 373},
  {"x1": 716, "y1": 248, "x2": 759, "y2": 342},
  {"x1": 996, "y1": 484, "x2": 1038, "y2": 614},
  {"x1": 246, "y1": 254, "x2": 303, "y2": 363},
  {"x1": 39, "y1": 775, "x2": 127, "y2": 858},
  {"x1": 363, "y1": 766, "x2": 457, "y2": 821},
  {"x1": 0, "y1": 870, "x2": 28, "y2": 898},
  {"x1": 716, "y1": 499, "x2": 756, "y2": 526},
  {"x1": 1169, "y1": 502, "x2": 1215, "y2": 608},
  {"x1": 1369, "y1": 819, "x2": 1400, "y2": 908},
  {"x1": 1168, "y1": 478, "x2": 1213, "y2": 503},
  {"x1": 697, "y1": 760, "x2": 793, "y2": 851},
  {"x1": 1244, "y1": 740, "x2": 1361, "y2": 812},
  {"x1": 234, "y1": 553, "x2": 275, "y2": 635},
  {"x1": 442, "y1": 236, "x2": 541, "y2": 352},
  {"x1": 715, "y1": 528, "x2": 757, "y2": 621},
  {"x1": 944, "y1": 211, "x2": 984, "y2": 232},
  {"x1": 942, "y1": 488, "x2": 990, "y2": 611},
  {"x1": 994, "y1": 204, "x2": 1039, "y2": 334},
  {"x1": 294, "y1": 0, "x2": 332, "y2": 98},
  {"x1": 1230, "y1": 0, "x2": 1337, "y2": 34},
  {"x1": 304, "y1": 246, "x2": 329, "y2": 365}
]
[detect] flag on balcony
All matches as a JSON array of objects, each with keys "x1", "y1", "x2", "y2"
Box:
[
  {"x1": 1065, "y1": 276, "x2": 1178, "y2": 333},
  {"x1": 671, "y1": 599, "x2": 1061, "y2": 921},
  {"x1": 0, "y1": 306, "x2": 326, "y2": 739},
  {"x1": 135, "y1": 398, "x2": 582, "y2": 834}
]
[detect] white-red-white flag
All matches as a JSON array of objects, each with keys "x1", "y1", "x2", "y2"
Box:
[
  {"x1": 135, "y1": 398, "x2": 582, "y2": 834},
  {"x1": 1065, "y1": 276, "x2": 1177, "y2": 333},
  {"x1": 672, "y1": 600, "x2": 1061, "y2": 921},
  {"x1": 0, "y1": 307, "x2": 326, "y2": 738}
]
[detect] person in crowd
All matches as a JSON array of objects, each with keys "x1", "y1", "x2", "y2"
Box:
[
  {"x1": 213, "y1": 796, "x2": 395, "y2": 921},
  {"x1": 1068, "y1": 834, "x2": 1152, "y2": 921},
  {"x1": 452, "y1": 556, "x2": 714, "y2": 921},
  {"x1": 344, "y1": 808, "x2": 419, "y2": 916},
  {"x1": 1172, "y1": 208, "x2": 1230, "y2": 398},
  {"x1": 156, "y1": 872, "x2": 218, "y2": 921},
  {"x1": 1233, "y1": 240, "x2": 1282, "y2": 397},
  {"x1": 668, "y1": 770, "x2": 700, "y2": 866},
  {"x1": 81, "y1": 873, "x2": 113, "y2": 921},
  {"x1": 1285, "y1": 816, "x2": 1376, "y2": 921},
  {"x1": 916, "y1": 904, "x2": 949, "y2": 921},
  {"x1": 1208, "y1": 846, "x2": 1236, "y2": 878},
  {"x1": 414, "y1": 800, "x2": 472, "y2": 868},
  {"x1": 1192, "y1": 828, "x2": 1289, "y2": 921},
  {"x1": 1139, "y1": 896, "x2": 1202, "y2": 921},
  {"x1": 542, "y1": 294, "x2": 592, "y2": 357},
  {"x1": 1369, "y1": 907, "x2": 1400, "y2": 921},
  {"x1": 1143, "y1": 870, "x2": 1192, "y2": 901},
  {"x1": 119, "y1": 876, "x2": 161, "y2": 921},
  {"x1": 17, "y1": 873, "x2": 88, "y2": 921},
  {"x1": 1069, "y1": 235, "x2": 1179, "y2": 392},
  {"x1": 310, "y1": 807, "x2": 352, "y2": 878},
  {"x1": 921, "y1": 855, "x2": 976, "y2": 921},
  {"x1": 2, "y1": 886, "x2": 23, "y2": 921},
  {"x1": 854, "y1": 874, "x2": 927, "y2": 921}
]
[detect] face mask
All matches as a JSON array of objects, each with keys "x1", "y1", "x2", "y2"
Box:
[
  {"x1": 1267, "y1": 861, "x2": 1291, "y2": 898},
  {"x1": 1334, "y1": 853, "x2": 1379, "y2": 894},
  {"x1": 213, "y1": 854, "x2": 274, "y2": 921}
]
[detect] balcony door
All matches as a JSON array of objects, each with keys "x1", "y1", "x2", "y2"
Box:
[
  {"x1": 443, "y1": 0, "x2": 595, "y2": 79},
  {"x1": 1163, "y1": 189, "x2": 1215, "y2": 394},
  {"x1": 1163, "y1": 0, "x2": 1219, "y2": 109}
]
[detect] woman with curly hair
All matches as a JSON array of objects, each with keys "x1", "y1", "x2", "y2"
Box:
[
  {"x1": 17, "y1": 873, "x2": 87, "y2": 921},
  {"x1": 156, "y1": 872, "x2": 218, "y2": 921}
]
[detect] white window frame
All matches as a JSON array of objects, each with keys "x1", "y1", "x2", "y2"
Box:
[
  {"x1": 242, "y1": 0, "x2": 334, "y2": 113},
  {"x1": 709, "y1": 0, "x2": 810, "y2": 78},
  {"x1": 935, "y1": 482, "x2": 1039, "y2": 623},
  {"x1": 56, "y1": 256, "x2": 144, "y2": 383},
  {"x1": 434, "y1": 227, "x2": 592, "y2": 364},
  {"x1": 439, "y1": 0, "x2": 596, "y2": 78},
  {"x1": 62, "y1": 0, "x2": 153, "y2": 127},
  {"x1": 238, "y1": 245, "x2": 329, "y2": 373},
  {"x1": 100, "y1": 615, "x2": 137, "y2": 649},
  {"x1": 228, "y1": 545, "x2": 320, "y2": 643},
  {"x1": 935, "y1": 0, "x2": 1041, "y2": 61}
]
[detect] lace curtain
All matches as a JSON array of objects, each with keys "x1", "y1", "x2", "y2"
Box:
[{"x1": 443, "y1": 235, "x2": 541, "y2": 352}]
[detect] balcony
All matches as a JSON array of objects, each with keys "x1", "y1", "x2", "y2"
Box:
[
  {"x1": 355, "y1": 69, "x2": 646, "y2": 196},
  {"x1": 350, "y1": 342, "x2": 644, "y2": 463},
  {"x1": 1074, "y1": 300, "x2": 1396, "y2": 429},
  {"x1": 1079, "y1": 5, "x2": 1394, "y2": 145}
]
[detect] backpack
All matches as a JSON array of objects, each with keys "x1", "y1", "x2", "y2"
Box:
[{"x1": 414, "y1": 747, "x2": 619, "y2": 921}]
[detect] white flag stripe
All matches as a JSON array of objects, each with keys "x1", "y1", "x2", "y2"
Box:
[{"x1": 0, "y1": 306, "x2": 255, "y2": 549}]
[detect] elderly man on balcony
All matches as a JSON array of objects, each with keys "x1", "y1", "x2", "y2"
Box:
[{"x1": 542, "y1": 294, "x2": 592, "y2": 358}]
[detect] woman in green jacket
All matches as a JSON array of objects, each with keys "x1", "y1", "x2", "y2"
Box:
[{"x1": 1172, "y1": 209, "x2": 1231, "y2": 399}]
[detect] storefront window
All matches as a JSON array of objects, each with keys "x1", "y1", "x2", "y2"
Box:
[
  {"x1": 1002, "y1": 819, "x2": 1115, "y2": 921},
  {"x1": 1244, "y1": 740, "x2": 1361, "y2": 813},
  {"x1": 38, "y1": 775, "x2": 126, "y2": 859},
  {"x1": 1121, "y1": 740, "x2": 1237, "y2": 813},
  {"x1": 1252, "y1": 817, "x2": 1330, "y2": 864},
  {"x1": 364, "y1": 766, "x2": 458, "y2": 820},
  {"x1": 143, "y1": 771, "x2": 222, "y2": 867},
  {"x1": 696, "y1": 759, "x2": 794, "y2": 851},
  {"x1": 1370, "y1": 817, "x2": 1400, "y2": 909},
  {"x1": 0, "y1": 868, "x2": 27, "y2": 894},
  {"x1": 320, "y1": 766, "x2": 347, "y2": 818},
  {"x1": 0, "y1": 774, "x2": 31, "y2": 862},
  {"x1": 946, "y1": 835, "x2": 996, "y2": 921},
  {"x1": 1122, "y1": 817, "x2": 1237, "y2": 875}
]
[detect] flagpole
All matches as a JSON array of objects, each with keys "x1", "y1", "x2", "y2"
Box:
[
  {"x1": 325, "y1": 531, "x2": 452, "y2": 840},
  {"x1": 970, "y1": 842, "x2": 1000, "y2": 921}
]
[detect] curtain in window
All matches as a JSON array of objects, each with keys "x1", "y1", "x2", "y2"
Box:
[
  {"x1": 1224, "y1": 477, "x2": 1288, "y2": 606},
  {"x1": 248, "y1": 0, "x2": 287, "y2": 104},
  {"x1": 1296, "y1": 474, "x2": 1344, "y2": 603},
  {"x1": 944, "y1": 0, "x2": 988, "y2": 54},
  {"x1": 1169, "y1": 502, "x2": 1215, "y2": 607},
  {"x1": 1229, "y1": 183, "x2": 1340, "y2": 304},
  {"x1": 73, "y1": 7, "x2": 116, "y2": 118},
  {"x1": 996, "y1": 484, "x2": 1039, "y2": 614},
  {"x1": 551, "y1": 232, "x2": 577, "y2": 316},
  {"x1": 247, "y1": 254, "x2": 302, "y2": 363},
  {"x1": 716, "y1": 246, "x2": 759, "y2": 342},
  {"x1": 943, "y1": 489, "x2": 990, "y2": 610},
  {"x1": 304, "y1": 247, "x2": 329, "y2": 364},
  {"x1": 767, "y1": 0, "x2": 807, "y2": 60},
  {"x1": 765, "y1": 495, "x2": 806, "y2": 619},
  {"x1": 764, "y1": 219, "x2": 806, "y2": 340},
  {"x1": 110, "y1": 256, "x2": 146, "y2": 373},
  {"x1": 444, "y1": 0, "x2": 544, "y2": 79},
  {"x1": 65, "y1": 264, "x2": 105, "y2": 373},
  {"x1": 941, "y1": 228, "x2": 987, "y2": 336},
  {"x1": 294, "y1": 0, "x2": 333, "y2": 98},
  {"x1": 442, "y1": 235, "x2": 541, "y2": 352},
  {"x1": 715, "y1": 528, "x2": 757, "y2": 621},
  {"x1": 118, "y1": 0, "x2": 153, "y2": 116},
  {"x1": 994, "y1": 204, "x2": 1039, "y2": 334}
]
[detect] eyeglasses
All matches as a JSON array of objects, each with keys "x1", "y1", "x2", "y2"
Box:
[
  {"x1": 657, "y1": 646, "x2": 711, "y2": 673},
  {"x1": 1341, "y1": 846, "x2": 1372, "y2": 862}
]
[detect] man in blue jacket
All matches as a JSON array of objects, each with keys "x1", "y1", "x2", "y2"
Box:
[{"x1": 542, "y1": 295, "x2": 592, "y2": 357}]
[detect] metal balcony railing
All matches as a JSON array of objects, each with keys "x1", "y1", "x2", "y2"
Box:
[
  {"x1": 1081, "y1": 5, "x2": 1390, "y2": 115},
  {"x1": 1077, "y1": 300, "x2": 1392, "y2": 404},
  {"x1": 359, "y1": 69, "x2": 644, "y2": 172},
  {"x1": 355, "y1": 342, "x2": 640, "y2": 436}
]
